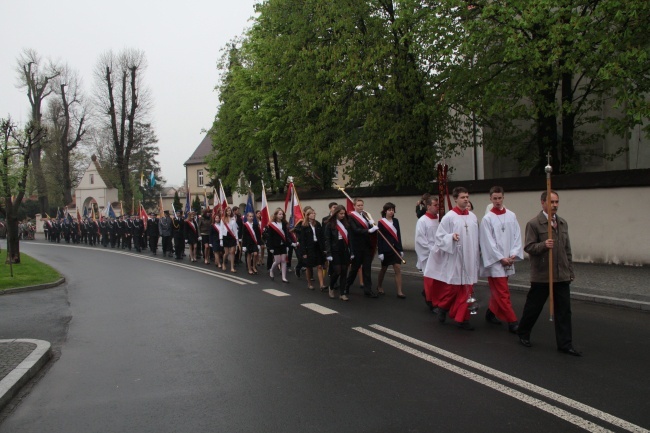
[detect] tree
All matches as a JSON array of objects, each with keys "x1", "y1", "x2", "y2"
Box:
[
  {"x1": 93, "y1": 49, "x2": 152, "y2": 208},
  {"x1": 15, "y1": 48, "x2": 61, "y2": 213},
  {"x1": 173, "y1": 191, "x2": 182, "y2": 213},
  {"x1": 44, "y1": 64, "x2": 88, "y2": 205},
  {"x1": 0, "y1": 118, "x2": 44, "y2": 263},
  {"x1": 442, "y1": 0, "x2": 650, "y2": 174}
]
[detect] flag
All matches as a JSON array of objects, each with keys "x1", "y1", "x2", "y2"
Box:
[
  {"x1": 76, "y1": 208, "x2": 82, "y2": 223},
  {"x1": 83, "y1": 206, "x2": 88, "y2": 218},
  {"x1": 150, "y1": 170, "x2": 156, "y2": 188},
  {"x1": 218, "y1": 180, "x2": 228, "y2": 213},
  {"x1": 345, "y1": 196, "x2": 355, "y2": 213},
  {"x1": 284, "y1": 181, "x2": 304, "y2": 229},
  {"x1": 245, "y1": 190, "x2": 256, "y2": 223},
  {"x1": 107, "y1": 202, "x2": 116, "y2": 218},
  {"x1": 120, "y1": 201, "x2": 125, "y2": 217},
  {"x1": 158, "y1": 193, "x2": 164, "y2": 218},
  {"x1": 91, "y1": 206, "x2": 96, "y2": 221},
  {"x1": 171, "y1": 202, "x2": 177, "y2": 219},
  {"x1": 140, "y1": 172, "x2": 144, "y2": 188},
  {"x1": 139, "y1": 203, "x2": 148, "y2": 231},
  {"x1": 260, "y1": 182, "x2": 269, "y2": 232},
  {"x1": 184, "y1": 183, "x2": 191, "y2": 217},
  {"x1": 212, "y1": 188, "x2": 220, "y2": 218}
]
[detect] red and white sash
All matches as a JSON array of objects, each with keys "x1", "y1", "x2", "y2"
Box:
[
  {"x1": 224, "y1": 220, "x2": 237, "y2": 239},
  {"x1": 379, "y1": 218, "x2": 399, "y2": 242},
  {"x1": 268, "y1": 222, "x2": 286, "y2": 243},
  {"x1": 349, "y1": 211, "x2": 369, "y2": 228},
  {"x1": 186, "y1": 220, "x2": 197, "y2": 234},
  {"x1": 212, "y1": 223, "x2": 221, "y2": 234},
  {"x1": 336, "y1": 220, "x2": 349, "y2": 245},
  {"x1": 244, "y1": 222, "x2": 258, "y2": 243}
]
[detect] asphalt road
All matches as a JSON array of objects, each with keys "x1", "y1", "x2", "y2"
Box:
[{"x1": 0, "y1": 242, "x2": 648, "y2": 433}]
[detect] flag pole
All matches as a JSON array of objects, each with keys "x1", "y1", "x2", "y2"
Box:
[
  {"x1": 334, "y1": 183, "x2": 405, "y2": 264},
  {"x1": 545, "y1": 153, "x2": 555, "y2": 322}
]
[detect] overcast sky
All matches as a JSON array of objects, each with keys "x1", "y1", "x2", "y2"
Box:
[{"x1": 0, "y1": 0, "x2": 258, "y2": 187}]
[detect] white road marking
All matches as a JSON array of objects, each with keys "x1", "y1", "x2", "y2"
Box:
[
  {"x1": 301, "y1": 303, "x2": 338, "y2": 315},
  {"x1": 26, "y1": 243, "x2": 256, "y2": 285},
  {"x1": 263, "y1": 289, "x2": 291, "y2": 297},
  {"x1": 369, "y1": 324, "x2": 647, "y2": 433},
  {"x1": 354, "y1": 326, "x2": 613, "y2": 433}
]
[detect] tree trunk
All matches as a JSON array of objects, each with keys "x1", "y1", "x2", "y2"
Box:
[
  {"x1": 5, "y1": 213, "x2": 20, "y2": 264},
  {"x1": 30, "y1": 145, "x2": 49, "y2": 213}
]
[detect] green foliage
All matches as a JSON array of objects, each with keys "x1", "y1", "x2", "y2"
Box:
[
  {"x1": 209, "y1": 0, "x2": 650, "y2": 185},
  {"x1": 173, "y1": 191, "x2": 182, "y2": 211},
  {"x1": 0, "y1": 250, "x2": 61, "y2": 291},
  {"x1": 191, "y1": 195, "x2": 202, "y2": 213}
]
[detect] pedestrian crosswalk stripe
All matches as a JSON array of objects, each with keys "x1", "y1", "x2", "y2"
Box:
[
  {"x1": 263, "y1": 289, "x2": 290, "y2": 297},
  {"x1": 301, "y1": 303, "x2": 338, "y2": 315}
]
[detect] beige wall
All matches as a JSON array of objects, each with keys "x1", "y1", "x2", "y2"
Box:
[
  {"x1": 185, "y1": 163, "x2": 209, "y2": 195},
  {"x1": 261, "y1": 187, "x2": 650, "y2": 266}
]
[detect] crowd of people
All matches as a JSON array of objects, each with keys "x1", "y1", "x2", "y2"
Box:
[{"x1": 37, "y1": 186, "x2": 580, "y2": 356}]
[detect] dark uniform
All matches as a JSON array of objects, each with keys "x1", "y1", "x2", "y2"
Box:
[{"x1": 147, "y1": 213, "x2": 160, "y2": 255}]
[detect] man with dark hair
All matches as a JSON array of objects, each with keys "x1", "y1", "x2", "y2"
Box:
[
  {"x1": 517, "y1": 190, "x2": 581, "y2": 356},
  {"x1": 426, "y1": 186, "x2": 479, "y2": 330},
  {"x1": 417, "y1": 196, "x2": 440, "y2": 310},
  {"x1": 479, "y1": 186, "x2": 523, "y2": 333},
  {"x1": 345, "y1": 198, "x2": 380, "y2": 298}
]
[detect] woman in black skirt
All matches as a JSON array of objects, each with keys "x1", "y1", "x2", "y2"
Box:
[
  {"x1": 221, "y1": 207, "x2": 239, "y2": 273},
  {"x1": 241, "y1": 211, "x2": 261, "y2": 275},
  {"x1": 209, "y1": 212, "x2": 224, "y2": 269},
  {"x1": 323, "y1": 205, "x2": 353, "y2": 301},
  {"x1": 184, "y1": 211, "x2": 199, "y2": 262},
  {"x1": 299, "y1": 208, "x2": 325, "y2": 290},
  {"x1": 266, "y1": 208, "x2": 291, "y2": 282},
  {"x1": 376, "y1": 202, "x2": 405, "y2": 298}
]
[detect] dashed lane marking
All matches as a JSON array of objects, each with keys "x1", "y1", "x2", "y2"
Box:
[
  {"x1": 301, "y1": 303, "x2": 338, "y2": 315},
  {"x1": 263, "y1": 289, "x2": 291, "y2": 297}
]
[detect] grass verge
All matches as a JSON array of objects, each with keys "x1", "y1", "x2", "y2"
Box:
[{"x1": 0, "y1": 248, "x2": 61, "y2": 291}]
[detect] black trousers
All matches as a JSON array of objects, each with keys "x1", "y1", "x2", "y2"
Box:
[
  {"x1": 161, "y1": 236, "x2": 172, "y2": 255},
  {"x1": 149, "y1": 235, "x2": 159, "y2": 253},
  {"x1": 345, "y1": 250, "x2": 372, "y2": 293},
  {"x1": 518, "y1": 281, "x2": 573, "y2": 350}
]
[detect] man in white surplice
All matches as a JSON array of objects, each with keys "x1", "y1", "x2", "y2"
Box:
[
  {"x1": 415, "y1": 197, "x2": 439, "y2": 310},
  {"x1": 479, "y1": 186, "x2": 524, "y2": 333},
  {"x1": 424, "y1": 187, "x2": 479, "y2": 330}
]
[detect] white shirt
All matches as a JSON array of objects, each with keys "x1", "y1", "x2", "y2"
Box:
[
  {"x1": 479, "y1": 208, "x2": 524, "y2": 277},
  {"x1": 424, "y1": 208, "x2": 479, "y2": 285},
  {"x1": 414, "y1": 213, "x2": 439, "y2": 270}
]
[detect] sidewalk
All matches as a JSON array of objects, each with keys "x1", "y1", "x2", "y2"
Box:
[
  {"x1": 391, "y1": 250, "x2": 650, "y2": 311},
  {"x1": 0, "y1": 339, "x2": 51, "y2": 412}
]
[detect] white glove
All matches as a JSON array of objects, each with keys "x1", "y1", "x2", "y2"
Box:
[
  {"x1": 291, "y1": 243, "x2": 297, "y2": 248},
  {"x1": 242, "y1": 247, "x2": 247, "y2": 252},
  {"x1": 350, "y1": 255, "x2": 355, "y2": 260},
  {"x1": 219, "y1": 240, "x2": 223, "y2": 247},
  {"x1": 327, "y1": 256, "x2": 333, "y2": 262},
  {"x1": 378, "y1": 254, "x2": 384, "y2": 261},
  {"x1": 270, "y1": 249, "x2": 274, "y2": 254},
  {"x1": 400, "y1": 251, "x2": 404, "y2": 257},
  {"x1": 368, "y1": 226, "x2": 378, "y2": 233},
  {"x1": 368, "y1": 219, "x2": 374, "y2": 225}
]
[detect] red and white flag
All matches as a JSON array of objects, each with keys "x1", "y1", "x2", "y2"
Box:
[
  {"x1": 260, "y1": 182, "x2": 270, "y2": 232},
  {"x1": 139, "y1": 203, "x2": 148, "y2": 231},
  {"x1": 284, "y1": 181, "x2": 304, "y2": 229},
  {"x1": 219, "y1": 180, "x2": 229, "y2": 213}
]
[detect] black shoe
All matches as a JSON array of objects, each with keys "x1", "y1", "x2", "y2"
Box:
[
  {"x1": 295, "y1": 267, "x2": 301, "y2": 278},
  {"x1": 485, "y1": 309, "x2": 502, "y2": 325},
  {"x1": 519, "y1": 337, "x2": 532, "y2": 348},
  {"x1": 508, "y1": 322, "x2": 519, "y2": 333},
  {"x1": 438, "y1": 309, "x2": 448, "y2": 323},
  {"x1": 558, "y1": 347, "x2": 582, "y2": 357},
  {"x1": 457, "y1": 321, "x2": 475, "y2": 331},
  {"x1": 397, "y1": 294, "x2": 406, "y2": 299},
  {"x1": 364, "y1": 290, "x2": 378, "y2": 298}
]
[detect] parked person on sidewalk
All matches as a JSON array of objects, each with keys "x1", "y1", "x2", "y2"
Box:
[
  {"x1": 266, "y1": 208, "x2": 291, "y2": 282},
  {"x1": 376, "y1": 202, "x2": 406, "y2": 298},
  {"x1": 425, "y1": 187, "x2": 480, "y2": 330},
  {"x1": 345, "y1": 198, "x2": 380, "y2": 298},
  {"x1": 479, "y1": 186, "x2": 523, "y2": 333},
  {"x1": 517, "y1": 190, "x2": 581, "y2": 356},
  {"x1": 416, "y1": 197, "x2": 440, "y2": 310},
  {"x1": 324, "y1": 205, "x2": 354, "y2": 300},
  {"x1": 299, "y1": 208, "x2": 326, "y2": 291}
]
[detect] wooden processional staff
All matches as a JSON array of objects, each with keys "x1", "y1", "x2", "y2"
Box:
[{"x1": 545, "y1": 153, "x2": 555, "y2": 322}]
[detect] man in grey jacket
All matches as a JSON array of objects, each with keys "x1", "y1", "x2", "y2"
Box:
[{"x1": 517, "y1": 190, "x2": 581, "y2": 356}]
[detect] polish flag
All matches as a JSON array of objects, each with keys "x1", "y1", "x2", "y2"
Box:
[
  {"x1": 346, "y1": 196, "x2": 355, "y2": 213},
  {"x1": 284, "y1": 181, "x2": 304, "y2": 229},
  {"x1": 219, "y1": 181, "x2": 229, "y2": 213},
  {"x1": 260, "y1": 182, "x2": 270, "y2": 232},
  {"x1": 212, "y1": 188, "x2": 221, "y2": 218},
  {"x1": 139, "y1": 203, "x2": 148, "y2": 231}
]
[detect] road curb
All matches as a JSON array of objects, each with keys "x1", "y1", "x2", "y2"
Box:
[
  {"x1": 0, "y1": 339, "x2": 51, "y2": 411},
  {"x1": 0, "y1": 277, "x2": 66, "y2": 296}
]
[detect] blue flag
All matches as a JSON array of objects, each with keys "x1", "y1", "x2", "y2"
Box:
[
  {"x1": 184, "y1": 190, "x2": 191, "y2": 218},
  {"x1": 245, "y1": 191, "x2": 256, "y2": 223},
  {"x1": 107, "y1": 202, "x2": 116, "y2": 218},
  {"x1": 83, "y1": 207, "x2": 88, "y2": 218},
  {"x1": 150, "y1": 171, "x2": 156, "y2": 188}
]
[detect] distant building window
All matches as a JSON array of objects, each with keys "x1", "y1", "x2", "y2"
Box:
[
  {"x1": 197, "y1": 170, "x2": 204, "y2": 187},
  {"x1": 90, "y1": 174, "x2": 94, "y2": 184}
]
